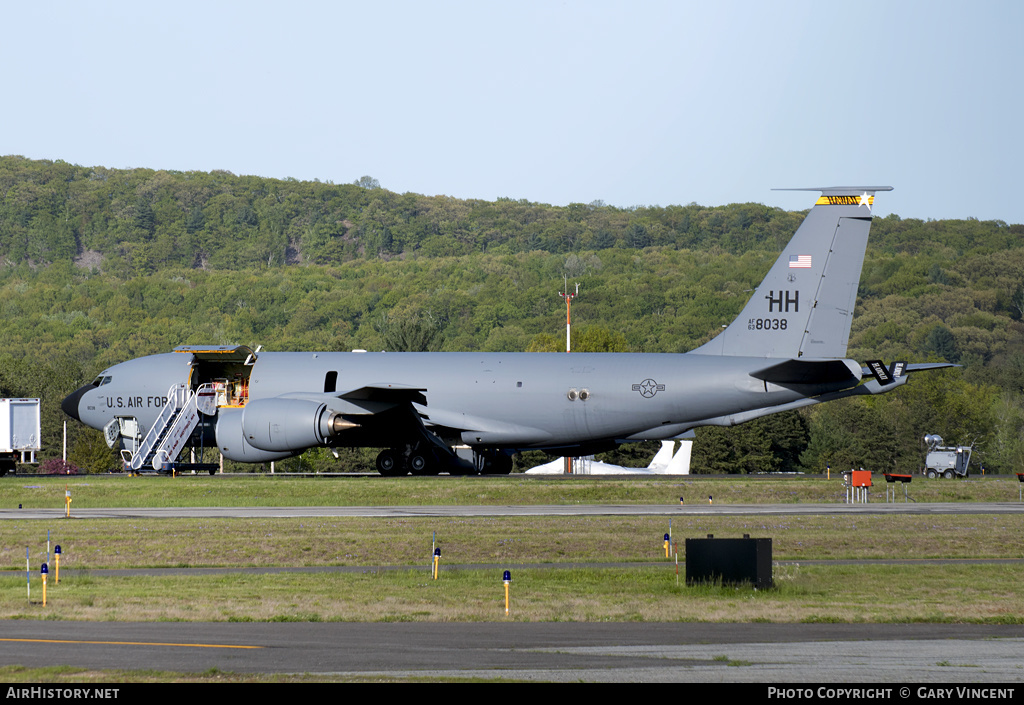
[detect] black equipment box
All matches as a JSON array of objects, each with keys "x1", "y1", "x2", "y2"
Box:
[{"x1": 685, "y1": 535, "x2": 773, "y2": 589}]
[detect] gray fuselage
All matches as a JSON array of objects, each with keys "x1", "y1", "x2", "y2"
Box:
[{"x1": 69, "y1": 349, "x2": 839, "y2": 456}]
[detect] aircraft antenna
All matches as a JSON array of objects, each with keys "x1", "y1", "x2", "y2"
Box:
[{"x1": 559, "y1": 276, "x2": 580, "y2": 353}]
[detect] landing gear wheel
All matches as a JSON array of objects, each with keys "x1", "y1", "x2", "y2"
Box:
[
  {"x1": 408, "y1": 454, "x2": 429, "y2": 475},
  {"x1": 376, "y1": 449, "x2": 404, "y2": 476}
]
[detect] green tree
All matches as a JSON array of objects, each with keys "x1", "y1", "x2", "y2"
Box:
[
  {"x1": 374, "y1": 311, "x2": 447, "y2": 352},
  {"x1": 354, "y1": 175, "x2": 381, "y2": 190},
  {"x1": 924, "y1": 325, "x2": 960, "y2": 363}
]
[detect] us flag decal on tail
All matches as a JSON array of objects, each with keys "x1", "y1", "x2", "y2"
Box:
[{"x1": 789, "y1": 255, "x2": 812, "y2": 268}]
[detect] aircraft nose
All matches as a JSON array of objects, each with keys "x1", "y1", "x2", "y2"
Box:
[{"x1": 61, "y1": 383, "x2": 95, "y2": 422}]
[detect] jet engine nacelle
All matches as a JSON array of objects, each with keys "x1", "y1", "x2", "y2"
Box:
[
  {"x1": 241, "y1": 397, "x2": 350, "y2": 453},
  {"x1": 214, "y1": 407, "x2": 295, "y2": 463}
]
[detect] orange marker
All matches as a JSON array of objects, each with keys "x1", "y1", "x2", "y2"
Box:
[{"x1": 503, "y1": 571, "x2": 511, "y2": 616}]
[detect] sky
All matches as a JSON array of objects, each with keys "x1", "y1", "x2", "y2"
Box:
[{"x1": 3, "y1": 1, "x2": 1022, "y2": 223}]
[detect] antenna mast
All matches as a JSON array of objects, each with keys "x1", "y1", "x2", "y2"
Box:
[{"x1": 559, "y1": 276, "x2": 579, "y2": 353}]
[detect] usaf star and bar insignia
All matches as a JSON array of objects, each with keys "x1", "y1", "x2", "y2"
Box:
[{"x1": 632, "y1": 378, "x2": 666, "y2": 398}]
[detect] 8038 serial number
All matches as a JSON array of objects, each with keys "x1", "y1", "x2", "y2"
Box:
[{"x1": 747, "y1": 318, "x2": 788, "y2": 331}]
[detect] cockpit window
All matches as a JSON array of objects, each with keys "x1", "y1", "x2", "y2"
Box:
[{"x1": 91, "y1": 376, "x2": 112, "y2": 387}]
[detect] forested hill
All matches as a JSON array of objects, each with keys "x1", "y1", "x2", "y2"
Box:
[
  {"x1": 7, "y1": 154, "x2": 1020, "y2": 269},
  {"x1": 0, "y1": 155, "x2": 815, "y2": 268},
  {"x1": 2, "y1": 155, "x2": 1024, "y2": 475}
]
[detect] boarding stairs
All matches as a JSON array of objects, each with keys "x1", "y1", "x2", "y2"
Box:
[{"x1": 129, "y1": 383, "x2": 217, "y2": 472}]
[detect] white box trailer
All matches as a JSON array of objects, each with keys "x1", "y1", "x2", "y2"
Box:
[{"x1": 0, "y1": 398, "x2": 41, "y2": 476}]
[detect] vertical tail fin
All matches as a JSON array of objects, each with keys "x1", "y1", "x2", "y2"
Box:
[
  {"x1": 646, "y1": 441, "x2": 677, "y2": 470},
  {"x1": 665, "y1": 440, "x2": 692, "y2": 474},
  {"x1": 691, "y1": 186, "x2": 891, "y2": 359}
]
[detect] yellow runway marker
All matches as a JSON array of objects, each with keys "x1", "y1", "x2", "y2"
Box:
[{"x1": 0, "y1": 638, "x2": 262, "y2": 650}]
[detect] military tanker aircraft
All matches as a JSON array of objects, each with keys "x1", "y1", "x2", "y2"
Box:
[{"x1": 62, "y1": 187, "x2": 949, "y2": 475}]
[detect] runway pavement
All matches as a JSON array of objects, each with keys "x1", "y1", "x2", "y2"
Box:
[
  {"x1": 3, "y1": 501, "x2": 1024, "y2": 520},
  {"x1": 1, "y1": 621, "x2": 1023, "y2": 682}
]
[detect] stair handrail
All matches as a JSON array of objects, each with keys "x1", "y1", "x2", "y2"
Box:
[
  {"x1": 151, "y1": 385, "x2": 211, "y2": 470},
  {"x1": 130, "y1": 383, "x2": 189, "y2": 471}
]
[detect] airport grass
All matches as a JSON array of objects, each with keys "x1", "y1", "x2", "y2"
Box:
[
  {"x1": 0, "y1": 513, "x2": 1021, "y2": 624},
  {"x1": 1, "y1": 515, "x2": 1022, "y2": 570},
  {"x1": 0, "y1": 473, "x2": 1020, "y2": 508},
  {"x1": 1, "y1": 563, "x2": 1022, "y2": 624}
]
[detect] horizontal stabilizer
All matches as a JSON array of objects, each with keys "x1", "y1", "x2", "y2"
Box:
[
  {"x1": 902, "y1": 362, "x2": 958, "y2": 373},
  {"x1": 865, "y1": 359, "x2": 895, "y2": 385},
  {"x1": 859, "y1": 362, "x2": 958, "y2": 378},
  {"x1": 750, "y1": 358, "x2": 859, "y2": 385}
]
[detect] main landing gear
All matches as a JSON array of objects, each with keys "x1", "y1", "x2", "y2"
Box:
[
  {"x1": 375, "y1": 447, "x2": 446, "y2": 476},
  {"x1": 375, "y1": 447, "x2": 512, "y2": 476}
]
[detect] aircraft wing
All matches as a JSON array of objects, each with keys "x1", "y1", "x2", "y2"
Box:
[
  {"x1": 339, "y1": 383, "x2": 427, "y2": 406},
  {"x1": 239, "y1": 384, "x2": 433, "y2": 456},
  {"x1": 417, "y1": 405, "x2": 553, "y2": 446},
  {"x1": 269, "y1": 385, "x2": 426, "y2": 416},
  {"x1": 284, "y1": 385, "x2": 552, "y2": 445}
]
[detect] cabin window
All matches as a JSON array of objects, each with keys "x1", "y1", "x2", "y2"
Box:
[{"x1": 324, "y1": 371, "x2": 338, "y2": 393}]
